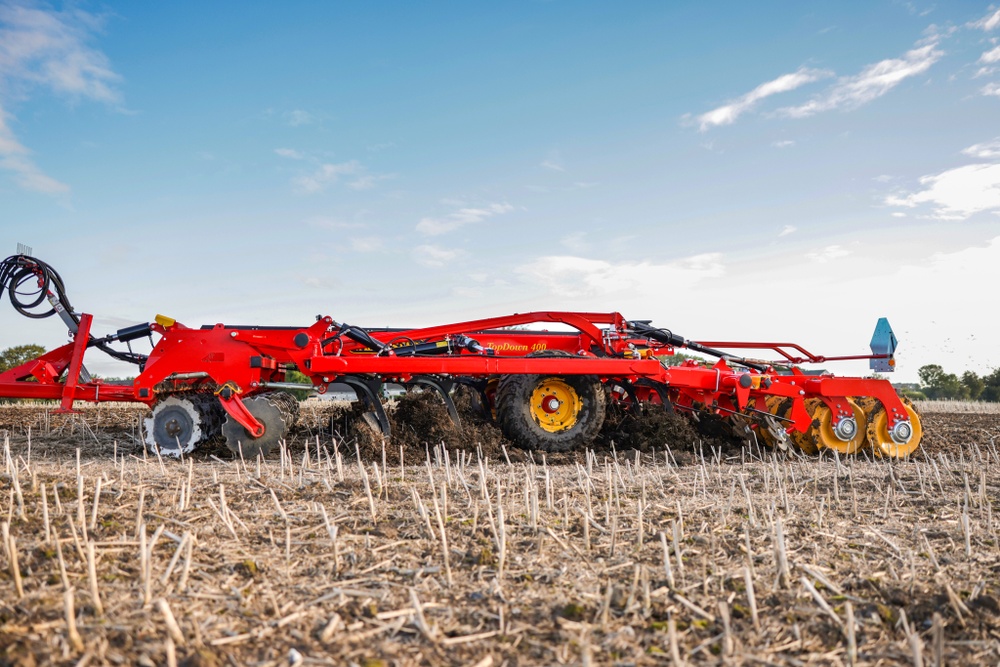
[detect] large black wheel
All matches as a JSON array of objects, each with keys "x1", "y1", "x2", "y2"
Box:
[
  {"x1": 144, "y1": 394, "x2": 223, "y2": 458},
  {"x1": 495, "y1": 371, "x2": 606, "y2": 452},
  {"x1": 221, "y1": 391, "x2": 299, "y2": 459}
]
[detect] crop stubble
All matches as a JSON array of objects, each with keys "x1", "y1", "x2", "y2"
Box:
[{"x1": 0, "y1": 401, "x2": 998, "y2": 666}]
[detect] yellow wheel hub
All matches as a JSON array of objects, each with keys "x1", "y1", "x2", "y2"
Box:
[
  {"x1": 530, "y1": 378, "x2": 581, "y2": 433},
  {"x1": 785, "y1": 398, "x2": 866, "y2": 455},
  {"x1": 858, "y1": 396, "x2": 923, "y2": 458}
]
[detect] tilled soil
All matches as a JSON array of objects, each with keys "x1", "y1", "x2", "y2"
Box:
[{"x1": 0, "y1": 403, "x2": 998, "y2": 666}]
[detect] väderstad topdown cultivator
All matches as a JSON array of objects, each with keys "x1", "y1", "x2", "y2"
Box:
[{"x1": 0, "y1": 253, "x2": 922, "y2": 458}]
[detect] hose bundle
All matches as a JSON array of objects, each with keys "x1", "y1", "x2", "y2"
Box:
[
  {"x1": 0, "y1": 254, "x2": 145, "y2": 365},
  {"x1": 0, "y1": 254, "x2": 71, "y2": 319}
]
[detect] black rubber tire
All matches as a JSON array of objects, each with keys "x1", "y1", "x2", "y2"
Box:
[{"x1": 495, "y1": 370, "x2": 606, "y2": 452}]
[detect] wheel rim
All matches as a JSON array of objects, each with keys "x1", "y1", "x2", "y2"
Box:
[
  {"x1": 145, "y1": 396, "x2": 203, "y2": 457},
  {"x1": 862, "y1": 398, "x2": 923, "y2": 458},
  {"x1": 811, "y1": 398, "x2": 867, "y2": 455},
  {"x1": 529, "y1": 378, "x2": 581, "y2": 433}
]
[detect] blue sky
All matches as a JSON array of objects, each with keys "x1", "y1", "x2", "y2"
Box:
[{"x1": 1, "y1": 1, "x2": 999, "y2": 383}]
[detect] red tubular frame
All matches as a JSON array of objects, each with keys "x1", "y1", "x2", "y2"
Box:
[{"x1": 0, "y1": 309, "x2": 912, "y2": 439}]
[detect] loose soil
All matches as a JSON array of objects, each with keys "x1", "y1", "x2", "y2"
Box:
[{"x1": 0, "y1": 402, "x2": 998, "y2": 666}]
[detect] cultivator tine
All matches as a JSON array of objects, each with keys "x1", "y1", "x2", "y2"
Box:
[
  {"x1": 341, "y1": 377, "x2": 391, "y2": 438},
  {"x1": 407, "y1": 376, "x2": 462, "y2": 428}
]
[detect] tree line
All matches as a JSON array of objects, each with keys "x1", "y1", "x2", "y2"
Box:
[{"x1": 905, "y1": 364, "x2": 1000, "y2": 402}]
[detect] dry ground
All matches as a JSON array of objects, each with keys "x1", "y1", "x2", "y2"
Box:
[{"x1": 0, "y1": 403, "x2": 998, "y2": 666}]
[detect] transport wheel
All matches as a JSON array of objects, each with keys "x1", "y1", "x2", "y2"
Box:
[
  {"x1": 858, "y1": 396, "x2": 922, "y2": 458},
  {"x1": 144, "y1": 394, "x2": 224, "y2": 458},
  {"x1": 222, "y1": 391, "x2": 299, "y2": 459},
  {"x1": 495, "y1": 371, "x2": 605, "y2": 452},
  {"x1": 792, "y1": 398, "x2": 868, "y2": 455}
]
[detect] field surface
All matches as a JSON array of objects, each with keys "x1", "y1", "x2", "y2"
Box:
[{"x1": 1, "y1": 402, "x2": 999, "y2": 666}]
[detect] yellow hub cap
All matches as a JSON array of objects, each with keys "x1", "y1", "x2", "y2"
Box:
[
  {"x1": 806, "y1": 397, "x2": 868, "y2": 455},
  {"x1": 858, "y1": 396, "x2": 923, "y2": 458},
  {"x1": 530, "y1": 378, "x2": 581, "y2": 433}
]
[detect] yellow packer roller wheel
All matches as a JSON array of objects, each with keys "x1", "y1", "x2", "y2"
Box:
[
  {"x1": 860, "y1": 396, "x2": 922, "y2": 458},
  {"x1": 788, "y1": 398, "x2": 868, "y2": 455}
]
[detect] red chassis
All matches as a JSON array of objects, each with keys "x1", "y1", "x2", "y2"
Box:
[{"x1": 0, "y1": 308, "x2": 915, "y2": 454}]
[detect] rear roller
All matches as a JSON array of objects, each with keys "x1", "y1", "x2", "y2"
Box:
[
  {"x1": 791, "y1": 398, "x2": 868, "y2": 455},
  {"x1": 144, "y1": 393, "x2": 223, "y2": 458},
  {"x1": 496, "y1": 373, "x2": 605, "y2": 452},
  {"x1": 857, "y1": 396, "x2": 922, "y2": 458},
  {"x1": 222, "y1": 391, "x2": 299, "y2": 459}
]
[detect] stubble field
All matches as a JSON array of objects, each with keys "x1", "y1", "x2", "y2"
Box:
[{"x1": 1, "y1": 400, "x2": 998, "y2": 666}]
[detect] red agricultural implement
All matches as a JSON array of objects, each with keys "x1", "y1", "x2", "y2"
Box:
[{"x1": 0, "y1": 253, "x2": 922, "y2": 459}]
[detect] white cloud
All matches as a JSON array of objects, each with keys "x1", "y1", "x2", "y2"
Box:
[
  {"x1": 891, "y1": 211, "x2": 907, "y2": 218},
  {"x1": 0, "y1": 2, "x2": 119, "y2": 194},
  {"x1": 981, "y1": 45, "x2": 1000, "y2": 63},
  {"x1": 695, "y1": 67, "x2": 830, "y2": 130},
  {"x1": 412, "y1": 244, "x2": 460, "y2": 268},
  {"x1": 517, "y1": 253, "x2": 724, "y2": 299},
  {"x1": 962, "y1": 139, "x2": 1000, "y2": 159},
  {"x1": 293, "y1": 160, "x2": 362, "y2": 193},
  {"x1": 349, "y1": 237, "x2": 382, "y2": 252},
  {"x1": 416, "y1": 202, "x2": 513, "y2": 235},
  {"x1": 348, "y1": 175, "x2": 376, "y2": 190},
  {"x1": 805, "y1": 245, "x2": 850, "y2": 262},
  {"x1": 970, "y1": 8, "x2": 1000, "y2": 31},
  {"x1": 284, "y1": 109, "x2": 314, "y2": 126},
  {"x1": 886, "y1": 163, "x2": 1000, "y2": 220},
  {"x1": 275, "y1": 148, "x2": 304, "y2": 159},
  {"x1": 778, "y1": 224, "x2": 797, "y2": 237},
  {"x1": 772, "y1": 140, "x2": 795, "y2": 148},
  {"x1": 780, "y1": 43, "x2": 942, "y2": 118},
  {"x1": 0, "y1": 110, "x2": 68, "y2": 193},
  {"x1": 540, "y1": 159, "x2": 564, "y2": 172},
  {"x1": 983, "y1": 82, "x2": 1000, "y2": 96}
]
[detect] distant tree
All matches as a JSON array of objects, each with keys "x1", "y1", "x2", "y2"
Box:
[
  {"x1": 962, "y1": 371, "x2": 985, "y2": 401},
  {"x1": 0, "y1": 344, "x2": 46, "y2": 373},
  {"x1": 917, "y1": 364, "x2": 966, "y2": 400},
  {"x1": 898, "y1": 388, "x2": 928, "y2": 401},
  {"x1": 982, "y1": 368, "x2": 1000, "y2": 403},
  {"x1": 285, "y1": 370, "x2": 315, "y2": 400}
]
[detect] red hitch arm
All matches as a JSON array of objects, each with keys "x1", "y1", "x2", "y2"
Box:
[{"x1": 216, "y1": 386, "x2": 264, "y2": 438}]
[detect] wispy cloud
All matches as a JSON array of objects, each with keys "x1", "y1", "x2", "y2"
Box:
[
  {"x1": 983, "y1": 82, "x2": 1000, "y2": 96},
  {"x1": 778, "y1": 224, "x2": 797, "y2": 237},
  {"x1": 981, "y1": 45, "x2": 1000, "y2": 63},
  {"x1": 349, "y1": 237, "x2": 383, "y2": 252},
  {"x1": 540, "y1": 159, "x2": 564, "y2": 172},
  {"x1": 886, "y1": 161, "x2": 1000, "y2": 220},
  {"x1": 416, "y1": 202, "x2": 513, "y2": 235},
  {"x1": 517, "y1": 253, "x2": 724, "y2": 299},
  {"x1": 275, "y1": 148, "x2": 304, "y2": 159},
  {"x1": 412, "y1": 244, "x2": 460, "y2": 268},
  {"x1": 805, "y1": 245, "x2": 850, "y2": 262},
  {"x1": 779, "y1": 42, "x2": 942, "y2": 118},
  {"x1": 772, "y1": 140, "x2": 796, "y2": 148},
  {"x1": 0, "y1": 2, "x2": 120, "y2": 194},
  {"x1": 284, "y1": 109, "x2": 315, "y2": 126},
  {"x1": 293, "y1": 160, "x2": 362, "y2": 193},
  {"x1": 970, "y1": 8, "x2": 1000, "y2": 31},
  {"x1": 963, "y1": 138, "x2": 1000, "y2": 159},
  {"x1": 694, "y1": 68, "x2": 831, "y2": 131}
]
